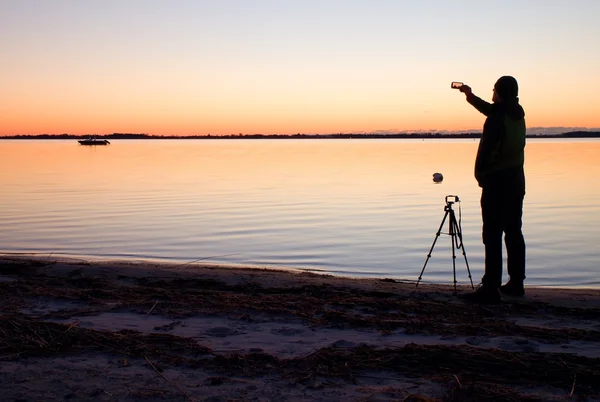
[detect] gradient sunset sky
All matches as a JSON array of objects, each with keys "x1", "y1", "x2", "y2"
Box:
[{"x1": 1, "y1": 0, "x2": 599, "y2": 136}]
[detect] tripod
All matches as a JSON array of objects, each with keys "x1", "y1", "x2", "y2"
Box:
[{"x1": 417, "y1": 195, "x2": 474, "y2": 294}]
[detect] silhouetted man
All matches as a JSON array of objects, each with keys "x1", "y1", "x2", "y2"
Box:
[{"x1": 458, "y1": 76, "x2": 527, "y2": 304}]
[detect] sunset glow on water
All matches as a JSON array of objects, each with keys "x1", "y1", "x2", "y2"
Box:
[{"x1": 1, "y1": 139, "x2": 599, "y2": 287}]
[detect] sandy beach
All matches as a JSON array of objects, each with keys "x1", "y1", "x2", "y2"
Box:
[{"x1": 1, "y1": 255, "x2": 600, "y2": 401}]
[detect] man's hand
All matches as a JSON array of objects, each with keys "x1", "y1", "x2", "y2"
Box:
[{"x1": 459, "y1": 85, "x2": 472, "y2": 95}]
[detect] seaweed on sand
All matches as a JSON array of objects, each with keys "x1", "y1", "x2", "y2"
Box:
[{"x1": 0, "y1": 316, "x2": 210, "y2": 363}]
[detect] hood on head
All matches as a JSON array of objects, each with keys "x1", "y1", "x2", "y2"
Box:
[{"x1": 495, "y1": 76, "x2": 519, "y2": 100}]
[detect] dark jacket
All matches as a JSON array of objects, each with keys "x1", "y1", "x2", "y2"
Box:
[{"x1": 467, "y1": 94, "x2": 526, "y2": 187}]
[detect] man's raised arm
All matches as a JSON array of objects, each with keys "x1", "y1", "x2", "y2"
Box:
[{"x1": 459, "y1": 85, "x2": 493, "y2": 116}]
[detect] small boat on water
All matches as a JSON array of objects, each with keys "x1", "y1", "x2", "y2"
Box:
[{"x1": 78, "y1": 137, "x2": 110, "y2": 146}]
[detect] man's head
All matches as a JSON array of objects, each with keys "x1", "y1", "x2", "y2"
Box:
[{"x1": 493, "y1": 76, "x2": 519, "y2": 102}]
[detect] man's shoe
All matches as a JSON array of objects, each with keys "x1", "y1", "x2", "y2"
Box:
[
  {"x1": 499, "y1": 280, "x2": 525, "y2": 297},
  {"x1": 459, "y1": 285, "x2": 502, "y2": 304}
]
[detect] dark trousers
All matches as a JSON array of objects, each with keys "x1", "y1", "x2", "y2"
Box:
[{"x1": 480, "y1": 167, "x2": 526, "y2": 288}]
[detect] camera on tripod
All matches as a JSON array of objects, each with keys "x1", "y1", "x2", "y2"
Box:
[{"x1": 445, "y1": 195, "x2": 459, "y2": 205}]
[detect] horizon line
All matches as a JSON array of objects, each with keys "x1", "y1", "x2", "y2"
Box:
[{"x1": 3, "y1": 131, "x2": 600, "y2": 139}]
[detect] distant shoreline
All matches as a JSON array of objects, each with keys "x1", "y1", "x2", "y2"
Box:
[{"x1": 2, "y1": 131, "x2": 600, "y2": 140}]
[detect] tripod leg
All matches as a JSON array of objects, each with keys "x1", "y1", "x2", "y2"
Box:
[
  {"x1": 449, "y1": 212, "x2": 458, "y2": 294},
  {"x1": 417, "y1": 210, "x2": 449, "y2": 287},
  {"x1": 456, "y1": 226, "x2": 474, "y2": 289},
  {"x1": 450, "y1": 210, "x2": 475, "y2": 290}
]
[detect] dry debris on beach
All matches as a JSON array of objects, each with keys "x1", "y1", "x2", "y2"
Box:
[{"x1": 1, "y1": 255, "x2": 600, "y2": 401}]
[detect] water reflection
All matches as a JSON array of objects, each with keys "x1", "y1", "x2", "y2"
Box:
[{"x1": 0, "y1": 139, "x2": 599, "y2": 287}]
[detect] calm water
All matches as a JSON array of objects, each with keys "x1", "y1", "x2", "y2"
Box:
[{"x1": 1, "y1": 139, "x2": 599, "y2": 287}]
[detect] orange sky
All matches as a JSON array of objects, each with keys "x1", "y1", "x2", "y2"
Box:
[{"x1": 1, "y1": 1, "x2": 599, "y2": 136}]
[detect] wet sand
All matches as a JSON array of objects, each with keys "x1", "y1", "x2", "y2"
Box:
[{"x1": 1, "y1": 255, "x2": 600, "y2": 401}]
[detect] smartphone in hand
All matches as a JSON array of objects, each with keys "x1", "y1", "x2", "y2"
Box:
[{"x1": 451, "y1": 82, "x2": 463, "y2": 89}]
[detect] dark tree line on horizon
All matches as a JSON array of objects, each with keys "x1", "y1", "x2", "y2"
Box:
[{"x1": 2, "y1": 131, "x2": 600, "y2": 140}]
